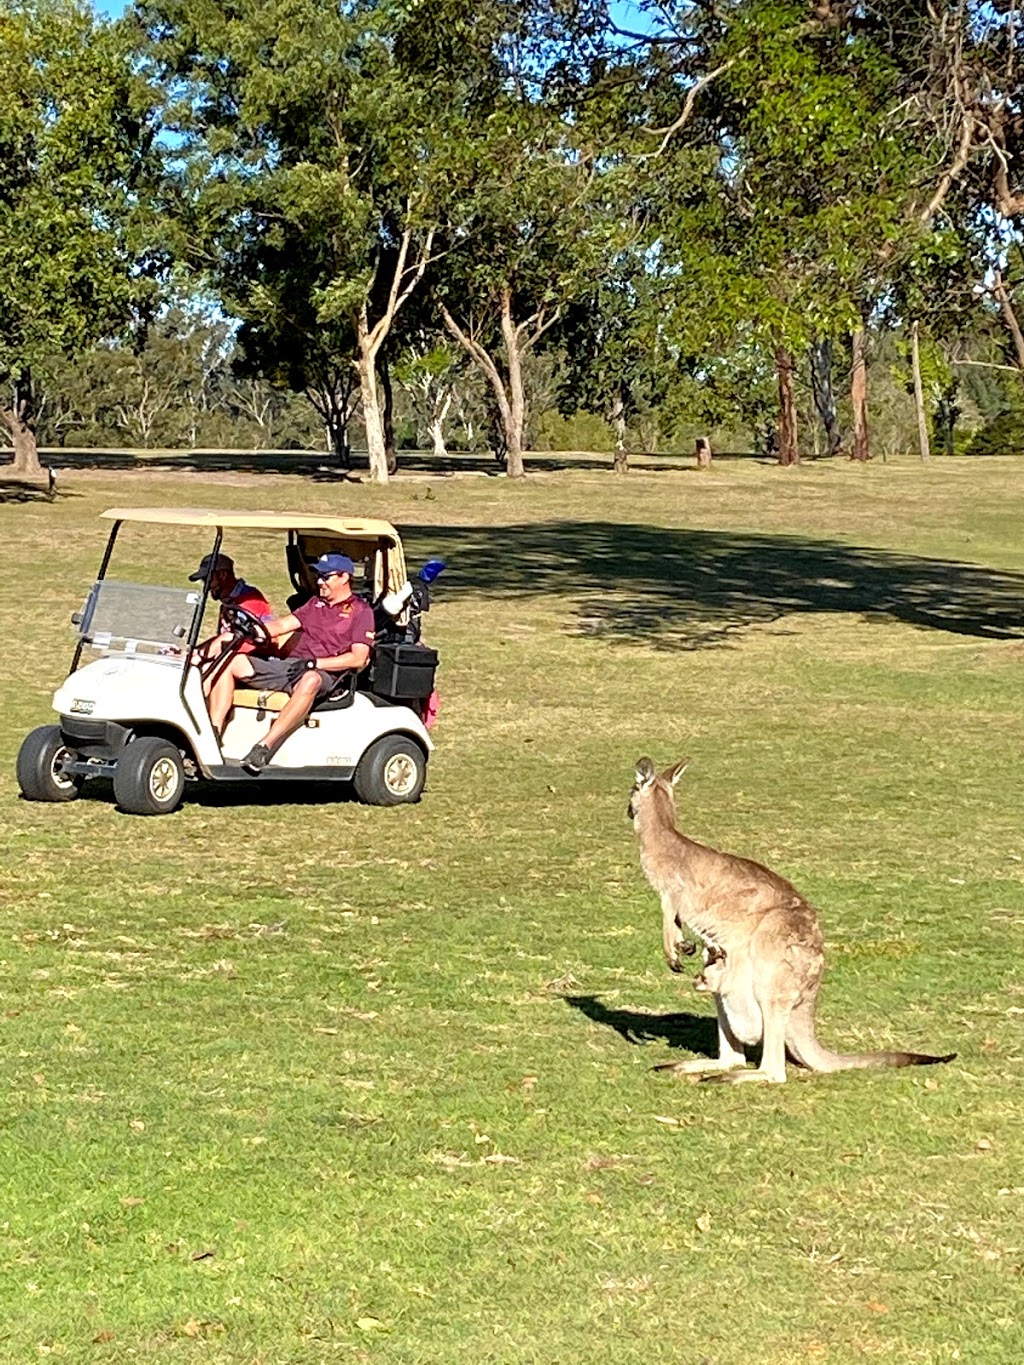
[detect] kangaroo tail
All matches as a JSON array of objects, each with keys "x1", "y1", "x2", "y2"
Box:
[{"x1": 786, "y1": 1001, "x2": 955, "y2": 1074}]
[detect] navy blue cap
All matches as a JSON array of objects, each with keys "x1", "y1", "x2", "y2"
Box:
[{"x1": 311, "y1": 553, "x2": 355, "y2": 578}]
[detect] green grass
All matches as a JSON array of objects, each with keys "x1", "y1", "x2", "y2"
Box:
[{"x1": 2, "y1": 456, "x2": 1024, "y2": 1363}]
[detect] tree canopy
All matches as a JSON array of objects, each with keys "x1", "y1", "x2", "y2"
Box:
[
  {"x1": 7, "y1": 0, "x2": 1024, "y2": 476},
  {"x1": 0, "y1": 0, "x2": 161, "y2": 473}
]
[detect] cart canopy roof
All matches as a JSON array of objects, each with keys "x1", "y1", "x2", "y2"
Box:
[{"x1": 101, "y1": 507, "x2": 402, "y2": 543}]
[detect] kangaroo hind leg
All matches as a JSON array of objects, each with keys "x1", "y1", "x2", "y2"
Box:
[
  {"x1": 655, "y1": 994, "x2": 749, "y2": 1078},
  {"x1": 705, "y1": 998, "x2": 790, "y2": 1084}
]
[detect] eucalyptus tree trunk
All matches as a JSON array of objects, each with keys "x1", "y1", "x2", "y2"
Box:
[
  {"x1": 2, "y1": 369, "x2": 42, "y2": 477},
  {"x1": 910, "y1": 321, "x2": 931, "y2": 463},
  {"x1": 439, "y1": 288, "x2": 542, "y2": 481},
  {"x1": 354, "y1": 228, "x2": 436, "y2": 484},
  {"x1": 499, "y1": 291, "x2": 526, "y2": 479},
  {"x1": 380, "y1": 351, "x2": 398, "y2": 476},
  {"x1": 327, "y1": 421, "x2": 352, "y2": 467},
  {"x1": 809, "y1": 339, "x2": 843, "y2": 457},
  {"x1": 608, "y1": 387, "x2": 628, "y2": 474},
  {"x1": 991, "y1": 271, "x2": 1024, "y2": 375},
  {"x1": 307, "y1": 375, "x2": 355, "y2": 468},
  {"x1": 775, "y1": 346, "x2": 799, "y2": 465},
  {"x1": 427, "y1": 391, "x2": 452, "y2": 457},
  {"x1": 356, "y1": 311, "x2": 389, "y2": 483},
  {"x1": 850, "y1": 327, "x2": 871, "y2": 462}
]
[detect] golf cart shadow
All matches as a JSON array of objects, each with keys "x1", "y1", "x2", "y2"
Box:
[
  {"x1": 189, "y1": 779, "x2": 362, "y2": 809},
  {"x1": 68, "y1": 774, "x2": 366, "y2": 812}
]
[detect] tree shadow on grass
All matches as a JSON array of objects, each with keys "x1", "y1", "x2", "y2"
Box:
[
  {"x1": 564, "y1": 994, "x2": 719, "y2": 1057},
  {"x1": 403, "y1": 520, "x2": 1024, "y2": 650},
  {"x1": 1, "y1": 478, "x2": 53, "y2": 504},
  {"x1": 7, "y1": 448, "x2": 711, "y2": 479},
  {"x1": 0, "y1": 476, "x2": 81, "y2": 504}
]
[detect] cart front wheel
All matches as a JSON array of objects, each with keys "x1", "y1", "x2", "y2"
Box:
[
  {"x1": 16, "y1": 725, "x2": 82, "y2": 802},
  {"x1": 113, "y1": 737, "x2": 186, "y2": 816}
]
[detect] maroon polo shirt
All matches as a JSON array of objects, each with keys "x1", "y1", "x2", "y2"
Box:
[{"x1": 291, "y1": 594, "x2": 375, "y2": 669}]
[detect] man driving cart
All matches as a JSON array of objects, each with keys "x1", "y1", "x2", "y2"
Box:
[
  {"x1": 208, "y1": 552, "x2": 375, "y2": 774},
  {"x1": 189, "y1": 552, "x2": 272, "y2": 667}
]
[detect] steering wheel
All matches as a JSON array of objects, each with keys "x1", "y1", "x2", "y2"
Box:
[{"x1": 221, "y1": 603, "x2": 272, "y2": 647}]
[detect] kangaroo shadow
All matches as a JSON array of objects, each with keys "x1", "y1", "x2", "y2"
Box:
[{"x1": 564, "y1": 994, "x2": 719, "y2": 1057}]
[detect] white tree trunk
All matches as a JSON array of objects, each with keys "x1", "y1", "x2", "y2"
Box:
[
  {"x1": 500, "y1": 290, "x2": 526, "y2": 479},
  {"x1": 428, "y1": 391, "x2": 452, "y2": 457},
  {"x1": 428, "y1": 418, "x2": 447, "y2": 457},
  {"x1": 356, "y1": 310, "x2": 388, "y2": 483},
  {"x1": 910, "y1": 321, "x2": 931, "y2": 463},
  {"x1": 850, "y1": 327, "x2": 871, "y2": 462},
  {"x1": 609, "y1": 388, "x2": 628, "y2": 473}
]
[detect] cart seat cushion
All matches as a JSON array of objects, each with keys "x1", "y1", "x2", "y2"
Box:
[{"x1": 233, "y1": 688, "x2": 289, "y2": 713}]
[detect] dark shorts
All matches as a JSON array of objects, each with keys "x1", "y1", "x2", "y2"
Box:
[{"x1": 241, "y1": 656, "x2": 341, "y2": 700}]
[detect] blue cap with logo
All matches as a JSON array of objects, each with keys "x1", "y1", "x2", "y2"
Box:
[{"x1": 311, "y1": 552, "x2": 355, "y2": 578}]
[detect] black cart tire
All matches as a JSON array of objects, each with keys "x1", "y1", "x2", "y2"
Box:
[
  {"x1": 16, "y1": 725, "x2": 83, "y2": 802},
  {"x1": 352, "y1": 735, "x2": 427, "y2": 806},
  {"x1": 113, "y1": 737, "x2": 185, "y2": 816}
]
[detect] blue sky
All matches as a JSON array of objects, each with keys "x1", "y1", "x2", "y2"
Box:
[{"x1": 94, "y1": 0, "x2": 658, "y2": 27}]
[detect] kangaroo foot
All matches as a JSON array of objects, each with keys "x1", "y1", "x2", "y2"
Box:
[
  {"x1": 702, "y1": 1067, "x2": 786, "y2": 1085},
  {"x1": 653, "y1": 1058, "x2": 747, "y2": 1077}
]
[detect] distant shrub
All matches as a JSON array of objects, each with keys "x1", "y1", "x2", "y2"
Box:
[
  {"x1": 963, "y1": 406, "x2": 1024, "y2": 457},
  {"x1": 534, "y1": 410, "x2": 613, "y2": 452}
]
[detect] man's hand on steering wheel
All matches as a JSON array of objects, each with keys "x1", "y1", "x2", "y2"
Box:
[{"x1": 221, "y1": 603, "x2": 272, "y2": 648}]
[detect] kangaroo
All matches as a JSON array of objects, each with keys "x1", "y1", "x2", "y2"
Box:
[
  {"x1": 693, "y1": 943, "x2": 727, "y2": 994},
  {"x1": 628, "y1": 757, "x2": 956, "y2": 1084}
]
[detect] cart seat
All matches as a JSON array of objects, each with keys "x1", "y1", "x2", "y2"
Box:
[
  {"x1": 232, "y1": 689, "x2": 289, "y2": 713},
  {"x1": 230, "y1": 668, "x2": 363, "y2": 717}
]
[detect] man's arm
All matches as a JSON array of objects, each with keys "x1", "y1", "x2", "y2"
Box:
[
  {"x1": 263, "y1": 613, "x2": 302, "y2": 641},
  {"x1": 313, "y1": 642, "x2": 370, "y2": 674}
]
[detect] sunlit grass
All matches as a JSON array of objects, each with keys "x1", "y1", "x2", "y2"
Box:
[{"x1": 1, "y1": 455, "x2": 1022, "y2": 1362}]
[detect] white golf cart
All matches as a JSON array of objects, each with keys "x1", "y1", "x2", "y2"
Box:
[{"x1": 16, "y1": 508, "x2": 440, "y2": 815}]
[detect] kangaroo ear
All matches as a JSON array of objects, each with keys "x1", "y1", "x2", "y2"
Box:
[
  {"x1": 634, "y1": 757, "x2": 656, "y2": 786},
  {"x1": 666, "y1": 756, "x2": 691, "y2": 787}
]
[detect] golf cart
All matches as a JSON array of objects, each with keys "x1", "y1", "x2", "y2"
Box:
[{"x1": 16, "y1": 508, "x2": 441, "y2": 815}]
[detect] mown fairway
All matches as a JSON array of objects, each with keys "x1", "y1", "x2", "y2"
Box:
[{"x1": 1, "y1": 456, "x2": 1023, "y2": 1364}]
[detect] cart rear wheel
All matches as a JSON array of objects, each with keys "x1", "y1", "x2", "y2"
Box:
[
  {"x1": 16, "y1": 725, "x2": 82, "y2": 802},
  {"x1": 353, "y1": 735, "x2": 426, "y2": 806},
  {"x1": 113, "y1": 737, "x2": 185, "y2": 816}
]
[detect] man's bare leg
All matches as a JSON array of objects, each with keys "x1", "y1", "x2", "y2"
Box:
[
  {"x1": 259, "y1": 671, "x2": 321, "y2": 752},
  {"x1": 241, "y1": 671, "x2": 324, "y2": 772},
  {"x1": 208, "y1": 654, "x2": 255, "y2": 733}
]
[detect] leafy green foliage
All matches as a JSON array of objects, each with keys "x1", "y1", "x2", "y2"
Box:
[
  {"x1": 0, "y1": 0, "x2": 162, "y2": 467},
  {"x1": 35, "y1": 306, "x2": 321, "y2": 450}
]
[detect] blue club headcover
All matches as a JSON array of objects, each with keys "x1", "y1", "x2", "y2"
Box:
[{"x1": 418, "y1": 559, "x2": 447, "y2": 585}]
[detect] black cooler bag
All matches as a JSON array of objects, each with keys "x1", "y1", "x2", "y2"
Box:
[{"x1": 370, "y1": 642, "x2": 439, "y2": 699}]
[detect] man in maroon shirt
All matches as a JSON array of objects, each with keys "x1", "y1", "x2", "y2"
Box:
[{"x1": 206, "y1": 553, "x2": 375, "y2": 773}]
